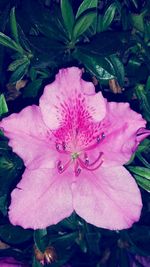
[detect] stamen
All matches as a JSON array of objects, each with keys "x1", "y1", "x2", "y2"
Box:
[
  {"x1": 88, "y1": 152, "x2": 103, "y2": 167},
  {"x1": 74, "y1": 161, "x2": 81, "y2": 176},
  {"x1": 57, "y1": 159, "x2": 72, "y2": 173},
  {"x1": 78, "y1": 157, "x2": 103, "y2": 171},
  {"x1": 84, "y1": 153, "x2": 89, "y2": 165},
  {"x1": 81, "y1": 132, "x2": 105, "y2": 152},
  {"x1": 55, "y1": 142, "x2": 70, "y2": 154}
]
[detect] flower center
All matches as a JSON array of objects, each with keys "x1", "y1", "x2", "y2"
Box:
[
  {"x1": 55, "y1": 133, "x2": 105, "y2": 176},
  {"x1": 71, "y1": 152, "x2": 79, "y2": 160}
]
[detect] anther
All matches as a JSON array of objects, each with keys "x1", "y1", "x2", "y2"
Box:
[
  {"x1": 84, "y1": 153, "x2": 89, "y2": 165},
  {"x1": 56, "y1": 143, "x2": 60, "y2": 151},
  {"x1": 97, "y1": 136, "x2": 100, "y2": 143},
  {"x1": 57, "y1": 161, "x2": 63, "y2": 172},
  {"x1": 75, "y1": 167, "x2": 81, "y2": 176},
  {"x1": 62, "y1": 142, "x2": 66, "y2": 150}
]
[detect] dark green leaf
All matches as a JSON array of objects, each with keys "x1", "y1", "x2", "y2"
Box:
[
  {"x1": 33, "y1": 257, "x2": 42, "y2": 267},
  {"x1": 8, "y1": 57, "x2": 28, "y2": 71},
  {"x1": 17, "y1": 24, "x2": 31, "y2": 52},
  {"x1": 10, "y1": 7, "x2": 19, "y2": 43},
  {"x1": 134, "y1": 174, "x2": 150, "y2": 192},
  {"x1": 74, "y1": 49, "x2": 115, "y2": 80},
  {"x1": 0, "y1": 194, "x2": 7, "y2": 216},
  {"x1": 86, "y1": 232, "x2": 101, "y2": 254},
  {"x1": 0, "y1": 224, "x2": 33, "y2": 244},
  {"x1": 61, "y1": 0, "x2": 75, "y2": 38},
  {"x1": 0, "y1": 94, "x2": 8, "y2": 116},
  {"x1": 23, "y1": 79, "x2": 42, "y2": 98},
  {"x1": 130, "y1": 12, "x2": 145, "y2": 32},
  {"x1": 76, "y1": 0, "x2": 98, "y2": 18},
  {"x1": 77, "y1": 32, "x2": 126, "y2": 56},
  {"x1": 136, "y1": 153, "x2": 150, "y2": 169},
  {"x1": 29, "y1": 36, "x2": 65, "y2": 57},
  {"x1": 73, "y1": 11, "x2": 97, "y2": 40},
  {"x1": 109, "y1": 55, "x2": 125, "y2": 86},
  {"x1": 128, "y1": 166, "x2": 150, "y2": 179},
  {"x1": 9, "y1": 58, "x2": 30, "y2": 83},
  {"x1": 97, "y1": 3, "x2": 117, "y2": 32},
  {"x1": 34, "y1": 229, "x2": 48, "y2": 253},
  {"x1": 0, "y1": 32, "x2": 23, "y2": 53},
  {"x1": 0, "y1": 153, "x2": 23, "y2": 196}
]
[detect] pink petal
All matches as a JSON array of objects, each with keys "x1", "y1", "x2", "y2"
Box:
[
  {"x1": 0, "y1": 105, "x2": 54, "y2": 169},
  {"x1": 0, "y1": 257, "x2": 27, "y2": 267},
  {"x1": 100, "y1": 102, "x2": 148, "y2": 165},
  {"x1": 72, "y1": 166, "x2": 142, "y2": 230},
  {"x1": 9, "y1": 168, "x2": 73, "y2": 229},
  {"x1": 40, "y1": 67, "x2": 106, "y2": 129}
]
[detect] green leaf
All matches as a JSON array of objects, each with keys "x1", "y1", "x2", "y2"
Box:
[
  {"x1": 98, "y1": 3, "x2": 117, "y2": 32},
  {"x1": 10, "y1": 7, "x2": 19, "y2": 43},
  {"x1": 0, "y1": 94, "x2": 8, "y2": 116},
  {"x1": 0, "y1": 194, "x2": 7, "y2": 216},
  {"x1": 73, "y1": 49, "x2": 115, "y2": 80},
  {"x1": 33, "y1": 257, "x2": 43, "y2": 267},
  {"x1": 134, "y1": 174, "x2": 150, "y2": 192},
  {"x1": 77, "y1": 32, "x2": 126, "y2": 56},
  {"x1": 61, "y1": 0, "x2": 75, "y2": 38},
  {"x1": 0, "y1": 32, "x2": 23, "y2": 53},
  {"x1": 0, "y1": 153, "x2": 23, "y2": 196},
  {"x1": 34, "y1": 229, "x2": 48, "y2": 253},
  {"x1": 8, "y1": 57, "x2": 28, "y2": 71},
  {"x1": 23, "y1": 79, "x2": 42, "y2": 98},
  {"x1": 130, "y1": 12, "x2": 145, "y2": 32},
  {"x1": 109, "y1": 55, "x2": 125, "y2": 86},
  {"x1": 76, "y1": 0, "x2": 98, "y2": 18},
  {"x1": 73, "y1": 11, "x2": 97, "y2": 40},
  {"x1": 9, "y1": 58, "x2": 30, "y2": 83},
  {"x1": 0, "y1": 224, "x2": 33, "y2": 244},
  {"x1": 128, "y1": 166, "x2": 150, "y2": 180},
  {"x1": 136, "y1": 153, "x2": 150, "y2": 169}
]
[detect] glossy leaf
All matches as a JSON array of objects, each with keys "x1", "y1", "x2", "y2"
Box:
[
  {"x1": 134, "y1": 174, "x2": 150, "y2": 192},
  {"x1": 76, "y1": 0, "x2": 98, "y2": 18},
  {"x1": 10, "y1": 7, "x2": 19, "y2": 43},
  {"x1": 74, "y1": 49, "x2": 115, "y2": 80},
  {"x1": 61, "y1": 0, "x2": 75, "y2": 38},
  {"x1": 0, "y1": 94, "x2": 8, "y2": 116},
  {"x1": 97, "y1": 3, "x2": 117, "y2": 32},
  {"x1": 109, "y1": 55, "x2": 125, "y2": 86},
  {"x1": 73, "y1": 11, "x2": 97, "y2": 40},
  {"x1": 0, "y1": 32, "x2": 23, "y2": 53},
  {"x1": 128, "y1": 166, "x2": 150, "y2": 179}
]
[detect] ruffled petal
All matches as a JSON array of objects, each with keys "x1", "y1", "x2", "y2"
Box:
[
  {"x1": 0, "y1": 105, "x2": 54, "y2": 169},
  {"x1": 40, "y1": 67, "x2": 106, "y2": 129},
  {"x1": 9, "y1": 168, "x2": 73, "y2": 229},
  {"x1": 100, "y1": 102, "x2": 148, "y2": 165},
  {"x1": 72, "y1": 166, "x2": 142, "y2": 230}
]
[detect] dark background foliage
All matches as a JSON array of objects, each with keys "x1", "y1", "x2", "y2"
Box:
[{"x1": 0, "y1": 0, "x2": 150, "y2": 266}]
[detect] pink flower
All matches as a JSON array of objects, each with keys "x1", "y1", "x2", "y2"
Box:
[
  {"x1": 0, "y1": 257, "x2": 28, "y2": 267},
  {"x1": 0, "y1": 67, "x2": 149, "y2": 230},
  {"x1": 132, "y1": 255, "x2": 150, "y2": 267}
]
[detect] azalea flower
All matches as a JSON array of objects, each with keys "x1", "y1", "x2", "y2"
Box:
[
  {"x1": 132, "y1": 255, "x2": 150, "y2": 267},
  {"x1": 0, "y1": 257, "x2": 28, "y2": 267},
  {"x1": 1, "y1": 67, "x2": 149, "y2": 230}
]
